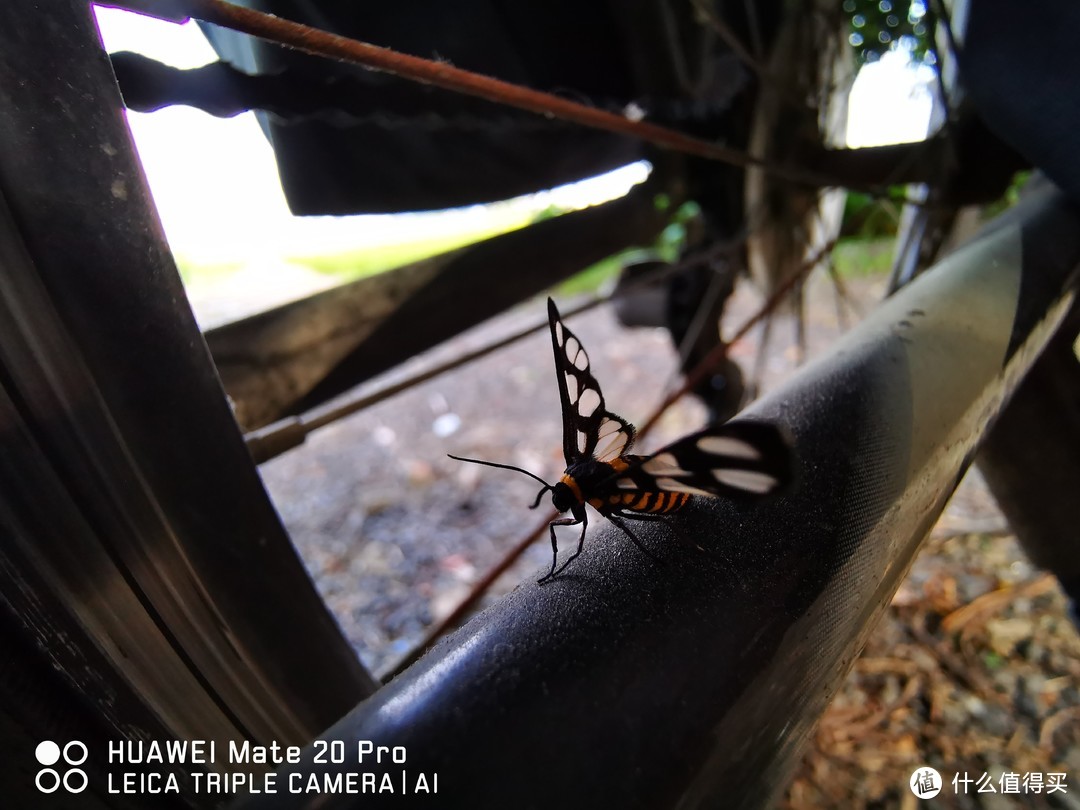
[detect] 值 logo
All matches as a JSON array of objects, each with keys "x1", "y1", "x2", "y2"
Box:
[
  {"x1": 909, "y1": 765, "x2": 942, "y2": 799},
  {"x1": 35, "y1": 740, "x2": 88, "y2": 793}
]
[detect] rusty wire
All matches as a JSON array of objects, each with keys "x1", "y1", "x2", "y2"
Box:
[{"x1": 162, "y1": 0, "x2": 845, "y2": 188}]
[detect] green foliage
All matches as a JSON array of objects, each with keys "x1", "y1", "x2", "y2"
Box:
[
  {"x1": 844, "y1": 0, "x2": 932, "y2": 64},
  {"x1": 655, "y1": 200, "x2": 702, "y2": 262},
  {"x1": 841, "y1": 191, "x2": 899, "y2": 240},
  {"x1": 530, "y1": 204, "x2": 563, "y2": 224},
  {"x1": 981, "y1": 170, "x2": 1033, "y2": 220},
  {"x1": 983, "y1": 651, "x2": 1006, "y2": 670}
]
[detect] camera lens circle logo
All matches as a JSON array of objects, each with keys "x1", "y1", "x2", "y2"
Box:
[
  {"x1": 35, "y1": 740, "x2": 88, "y2": 793},
  {"x1": 910, "y1": 766, "x2": 942, "y2": 799}
]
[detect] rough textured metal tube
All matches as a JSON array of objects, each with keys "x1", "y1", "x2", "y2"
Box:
[{"x1": 239, "y1": 185, "x2": 1079, "y2": 809}]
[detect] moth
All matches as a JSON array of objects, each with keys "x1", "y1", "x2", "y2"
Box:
[{"x1": 451, "y1": 298, "x2": 792, "y2": 582}]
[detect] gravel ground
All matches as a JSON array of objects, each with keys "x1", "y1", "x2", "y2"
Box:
[{"x1": 250, "y1": 268, "x2": 1079, "y2": 806}]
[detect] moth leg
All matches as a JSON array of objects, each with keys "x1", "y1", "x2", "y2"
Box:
[
  {"x1": 549, "y1": 515, "x2": 590, "y2": 580},
  {"x1": 538, "y1": 515, "x2": 584, "y2": 583},
  {"x1": 607, "y1": 513, "x2": 662, "y2": 563}
]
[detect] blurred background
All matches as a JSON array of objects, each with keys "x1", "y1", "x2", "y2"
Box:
[{"x1": 94, "y1": 3, "x2": 1079, "y2": 806}]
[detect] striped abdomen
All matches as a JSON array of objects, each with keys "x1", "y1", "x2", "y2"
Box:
[{"x1": 589, "y1": 490, "x2": 691, "y2": 514}]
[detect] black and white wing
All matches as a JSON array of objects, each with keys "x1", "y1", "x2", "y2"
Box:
[
  {"x1": 611, "y1": 420, "x2": 793, "y2": 499},
  {"x1": 547, "y1": 298, "x2": 635, "y2": 466}
]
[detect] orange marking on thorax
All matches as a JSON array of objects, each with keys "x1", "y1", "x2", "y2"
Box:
[{"x1": 560, "y1": 474, "x2": 584, "y2": 504}]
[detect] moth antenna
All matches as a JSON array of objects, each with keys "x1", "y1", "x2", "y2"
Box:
[
  {"x1": 528, "y1": 485, "x2": 552, "y2": 509},
  {"x1": 447, "y1": 454, "x2": 553, "y2": 491}
]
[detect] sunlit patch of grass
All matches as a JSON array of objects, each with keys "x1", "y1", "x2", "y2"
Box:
[
  {"x1": 554, "y1": 248, "x2": 658, "y2": 297},
  {"x1": 173, "y1": 254, "x2": 244, "y2": 286},
  {"x1": 289, "y1": 205, "x2": 569, "y2": 281},
  {"x1": 832, "y1": 237, "x2": 894, "y2": 277},
  {"x1": 291, "y1": 232, "x2": 492, "y2": 281},
  {"x1": 553, "y1": 200, "x2": 701, "y2": 297},
  {"x1": 178, "y1": 209, "x2": 550, "y2": 291}
]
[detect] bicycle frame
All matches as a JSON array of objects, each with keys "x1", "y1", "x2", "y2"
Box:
[{"x1": 240, "y1": 183, "x2": 1080, "y2": 809}]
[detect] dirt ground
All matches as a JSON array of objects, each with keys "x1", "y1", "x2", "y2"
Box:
[{"x1": 253, "y1": 268, "x2": 1080, "y2": 808}]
